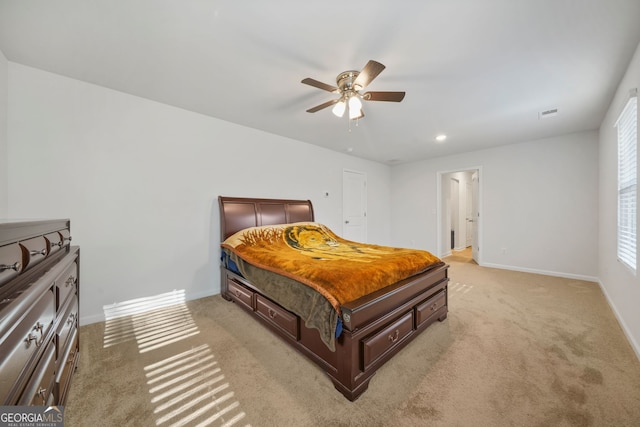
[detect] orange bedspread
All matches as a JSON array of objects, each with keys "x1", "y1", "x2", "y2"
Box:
[{"x1": 221, "y1": 222, "x2": 443, "y2": 313}]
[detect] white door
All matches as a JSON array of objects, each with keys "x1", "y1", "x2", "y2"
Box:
[
  {"x1": 450, "y1": 178, "x2": 459, "y2": 250},
  {"x1": 465, "y1": 180, "x2": 472, "y2": 247},
  {"x1": 343, "y1": 170, "x2": 367, "y2": 242},
  {"x1": 471, "y1": 171, "x2": 479, "y2": 262}
]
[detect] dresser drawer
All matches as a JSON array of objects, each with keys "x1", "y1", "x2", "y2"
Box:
[
  {"x1": 18, "y1": 341, "x2": 56, "y2": 406},
  {"x1": 362, "y1": 311, "x2": 414, "y2": 370},
  {"x1": 57, "y1": 297, "x2": 78, "y2": 358},
  {"x1": 44, "y1": 231, "x2": 64, "y2": 255},
  {"x1": 55, "y1": 327, "x2": 78, "y2": 404},
  {"x1": 255, "y1": 295, "x2": 298, "y2": 340},
  {"x1": 0, "y1": 289, "x2": 55, "y2": 402},
  {"x1": 227, "y1": 279, "x2": 253, "y2": 311},
  {"x1": 0, "y1": 243, "x2": 23, "y2": 287},
  {"x1": 56, "y1": 261, "x2": 78, "y2": 310},
  {"x1": 20, "y1": 236, "x2": 48, "y2": 269},
  {"x1": 416, "y1": 290, "x2": 446, "y2": 327},
  {"x1": 59, "y1": 229, "x2": 72, "y2": 249}
]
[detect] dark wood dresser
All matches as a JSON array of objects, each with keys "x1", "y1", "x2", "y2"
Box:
[{"x1": 0, "y1": 219, "x2": 79, "y2": 405}]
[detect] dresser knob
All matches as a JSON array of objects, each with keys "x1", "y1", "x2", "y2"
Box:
[
  {"x1": 0, "y1": 262, "x2": 21, "y2": 272},
  {"x1": 30, "y1": 249, "x2": 47, "y2": 256}
]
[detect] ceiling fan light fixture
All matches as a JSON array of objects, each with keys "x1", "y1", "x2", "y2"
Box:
[
  {"x1": 301, "y1": 60, "x2": 405, "y2": 122},
  {"x1": 332, "y1": 99, "x2": 346, "y2": 117},
  {"x1": 348, "y1": 94, "x2": 364, "y2": 120},
  {"x1": 348, "y1": 94, "x2": 362, "y2": 111}
]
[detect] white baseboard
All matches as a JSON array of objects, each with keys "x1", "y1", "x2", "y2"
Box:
[
  {"x1": 79, "y1": 312, "x2": 105, "y2": 326},
  {"x1": 480, "y1": 262, "x2": 599, "y2": 283},
  {"x1": 596, "y1": 279, "x2": 640, "y2": 362}
]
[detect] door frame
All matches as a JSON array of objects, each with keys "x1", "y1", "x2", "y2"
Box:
[{"x1": 436, "y1": 166, "x2": 483, "y2": 264}]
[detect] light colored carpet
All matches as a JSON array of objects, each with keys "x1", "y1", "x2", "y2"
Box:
[{"x1": 64, "y1": 258, "x2": 640, "y2": 426}]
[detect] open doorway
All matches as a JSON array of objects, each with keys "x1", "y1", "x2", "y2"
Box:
[{"x1": 437, "y1": 167, "x2": 481, "y2": 264}]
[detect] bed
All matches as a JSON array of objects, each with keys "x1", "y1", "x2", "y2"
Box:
[{"x1": 218, "y1": 196, "x2": 449, "y2": 401}]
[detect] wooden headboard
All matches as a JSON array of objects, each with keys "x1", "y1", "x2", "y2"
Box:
[{"x1": 218, "y1": 196, "x2": 315, "y2": 241}]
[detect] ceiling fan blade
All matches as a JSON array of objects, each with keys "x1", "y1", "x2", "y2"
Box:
[
  {"x1": 301, "y1": 78, "x2": 339, "y2": 93},
  {"x1": 363, "y1": 91, "x2": 406, "y2": 102},
  {"x1": 306, "y1": 98, "x2": 339, "y2": 113},
  {"x1": 353, "y1": 60, "x2": 386, "y2": 89}
]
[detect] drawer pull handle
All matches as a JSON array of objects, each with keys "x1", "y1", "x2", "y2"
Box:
[
  {"x1": 25, "y1": 322, "x2": 45, "y2": 348},
  {"x1": 51, "y1": 241, "x2": 63, "y2": 248},
  {"x1": 30, "y1": 249, "x2": 47, "y2": 256},
  {"x1": 388, "y1": 329, "x2": 400, "y2": 344},
  {"x1": 65, "y1": 276, "x2": 77, "y2": 287},
  {"x1": 67, "y1": 313, "x2": 76, "y2": 325},
  {"x1": 268, "y1": 308, "x2": 277, "y2": 319},
  {"x1": 234, "y1": 290, "x2": 241, "y2": 298},
  {"x1": 430, "y1": 303, "x2": 438, "y2": 311},
  {"x1": 0, "y1": 262, "x2": 21, "y2": 272},
  {"x1": 37, "y1": 387, "x2": 47, "y2": 398}
]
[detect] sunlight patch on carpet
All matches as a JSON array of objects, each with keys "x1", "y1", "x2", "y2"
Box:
[
  {"x1": 448, "y1": 282, "x2": 474, "y2": 296},
  {"x1": 145, "y1": 344, "x2": 249, "y2": 427},
  {"x1": 102, "y1": 290, "x2": 200, "y2": 352}
]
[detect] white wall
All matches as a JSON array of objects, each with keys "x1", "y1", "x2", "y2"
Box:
[
  {"x1": 598, "y1": 40, "x2": 640, "y2": 358},
  {"x1": 7, "y1": 63, "x2": 391, "y2": 325},
  {"x1": 0, "y1": 49, "x2": 8, "y2": 217},
  {"x1": 391, "y1": 131, "x2": 599, "y2": 281}
]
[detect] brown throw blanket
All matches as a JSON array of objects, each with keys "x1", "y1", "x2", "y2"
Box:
[{"x1": 222, "y1": 222, "x2": 443, "y2": 314}]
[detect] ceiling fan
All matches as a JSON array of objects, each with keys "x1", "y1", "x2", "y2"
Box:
[{"x1": 301, "y1": 60, "x2": 405, "y2": 120}]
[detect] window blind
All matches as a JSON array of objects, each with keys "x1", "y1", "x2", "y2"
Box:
[{"x1": 617, "y1": 92, "x2": 637, "y2": 272}]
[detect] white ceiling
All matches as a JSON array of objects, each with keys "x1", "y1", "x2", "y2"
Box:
[{"x1": 1, "y1": 1, "x2": 640, "y2": 164}]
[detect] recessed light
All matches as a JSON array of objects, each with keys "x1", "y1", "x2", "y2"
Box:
[{"x1": 435, "y1": 134, "x2": 447, "y2": 142}]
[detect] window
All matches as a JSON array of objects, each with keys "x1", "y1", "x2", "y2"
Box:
[{"x1": 617, "y1": 90, "x2": 638, "y2": 272}]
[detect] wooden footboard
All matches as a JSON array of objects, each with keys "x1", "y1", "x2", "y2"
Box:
[{"x1": 221, "y1": 263, "x2": 448, "y2": 401}]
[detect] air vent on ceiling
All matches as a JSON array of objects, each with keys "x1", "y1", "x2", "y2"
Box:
[{"x1": 539, "y1": 108, "x2": 558, "y2": 119}]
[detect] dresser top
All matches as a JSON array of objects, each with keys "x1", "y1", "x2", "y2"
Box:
[{"x1": 0, "y1": 219, "x2": 70, "y2": 246}]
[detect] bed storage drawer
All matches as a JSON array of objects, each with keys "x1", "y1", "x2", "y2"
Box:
[
  {"x1": 256, "y1": 295, "x2": 298, "y2": 340},
  {"x1": 227, "y1": 279, "x2": 253, "y2": 311},
  {"x1": 361, "y1": 311, "x2": 414, "y2": 370},
  {"x1": 416, "y1": 290, "x2": 446, "y2": 327}
]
